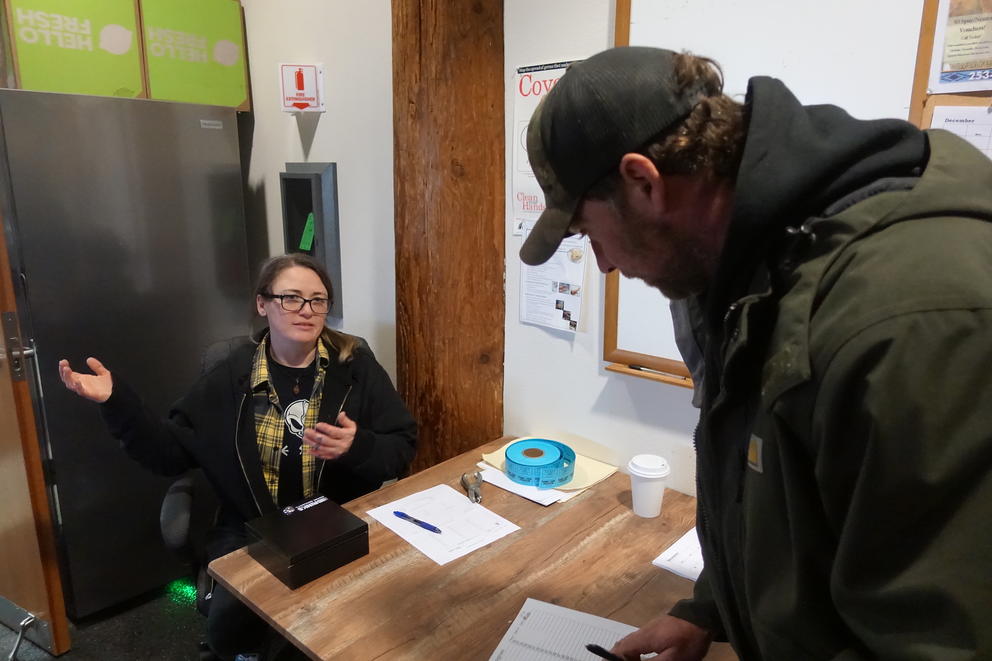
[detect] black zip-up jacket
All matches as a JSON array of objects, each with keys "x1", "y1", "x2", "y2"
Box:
[{"x1": 100, "y1": 337, "x2": 417, "y2": 531}]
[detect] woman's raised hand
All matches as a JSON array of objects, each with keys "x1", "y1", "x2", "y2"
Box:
[{"x1": 58, "y1": 357, "x2": 113, "y2": 403}]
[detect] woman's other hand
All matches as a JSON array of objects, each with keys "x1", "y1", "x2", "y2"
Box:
[{"x1": 58, "y1": 357, "x2": 113, "y2": 403}]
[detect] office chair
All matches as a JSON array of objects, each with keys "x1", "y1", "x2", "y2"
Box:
[{"x1": 160, "y1": 336, "x2": 251, "y2": 616}]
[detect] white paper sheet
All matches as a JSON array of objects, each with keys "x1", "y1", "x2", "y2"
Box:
[
  {"x1": 366, "y1": 484, "x2": 520, "y2": 565},
  {"x1": 477, "y1": 462, "x2": 582, "y2": 506},
  {"x1": 489, "y1": 598, "x2": 637, "y2": 661},
  {"x1": 652, "y1": 527, "x2": 704, "y2": 581}
]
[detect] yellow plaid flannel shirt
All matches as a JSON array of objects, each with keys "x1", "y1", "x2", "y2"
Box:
[{"x1": 250, "y1": 336, "x2": 329, "y2": 502}]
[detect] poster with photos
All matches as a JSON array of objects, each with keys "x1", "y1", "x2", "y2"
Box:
[{"x1": 519, "y1": 220, "x2": 589, "y2": 333}]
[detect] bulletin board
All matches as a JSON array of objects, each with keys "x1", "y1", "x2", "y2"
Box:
[{"x1": 604, "y1": 0, "x2": 926, "y2": 387}]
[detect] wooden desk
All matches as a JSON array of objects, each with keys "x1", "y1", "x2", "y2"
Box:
[{"x1": 209, "y1": 438, "x2": 737, "y2": 660}]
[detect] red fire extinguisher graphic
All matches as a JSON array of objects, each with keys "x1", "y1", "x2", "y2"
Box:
[{"x1": 295, "y1": 68, "x2": 305, "y2": 91}]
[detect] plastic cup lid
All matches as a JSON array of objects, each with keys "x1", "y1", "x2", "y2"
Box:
[{"x1": 627, "y1": 454, "x2": 671, "y2": 478}]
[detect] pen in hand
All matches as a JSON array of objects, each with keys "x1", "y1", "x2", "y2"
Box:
[
  {"x1": 585, "y1": 643, "x2": 625, "y2": 661},
  {"x1": 393, "y1": 510, "x2": 442, "y2": 534}
]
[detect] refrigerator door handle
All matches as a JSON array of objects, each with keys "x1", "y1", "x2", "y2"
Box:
[
  {"x1": 1, "y1": 314, "x2": 52, "y2": 476},
  {"x1": 1, "y1": 311, "x2": 28, "y2": 381}
]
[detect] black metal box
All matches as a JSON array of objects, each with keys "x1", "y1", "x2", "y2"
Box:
[{"x1": 246, "y1": 496, "x2": 369, "y2": 589}]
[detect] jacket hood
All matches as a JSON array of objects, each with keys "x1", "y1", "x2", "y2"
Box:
[
  {"x1": 706, "y1": 77, "x2": 928, "y2": 330},
  {"x1": 890, "y1": 128, "x2": 992, "y2": 223}
]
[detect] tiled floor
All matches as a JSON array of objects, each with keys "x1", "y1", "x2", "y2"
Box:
[{"x1": 0, "y1": 579, "x2": 204, "y2": 661}]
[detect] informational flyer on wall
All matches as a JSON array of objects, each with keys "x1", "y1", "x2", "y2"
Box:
[
  {"x1": 519, "y1": 220, "x2": 589, "y2": 333},
  {"x1": 929, "y1": 0, "x2": 992, "y2": 93},
  {"x1": 510, "y1": 61, "x2": 572, "y2": 236}
]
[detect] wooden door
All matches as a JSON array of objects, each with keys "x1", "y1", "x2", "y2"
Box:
[{"x1": 0, "y1": 214, "x2": 70, "y2": 654}]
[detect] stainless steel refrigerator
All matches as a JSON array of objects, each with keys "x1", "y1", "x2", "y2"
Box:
[{"x1": 0, "y1": 89, "x2": 252, "y2": 619}]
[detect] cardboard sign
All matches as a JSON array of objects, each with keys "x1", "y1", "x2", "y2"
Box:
[
  {"x1": 140, "y1": 0, "x2": 248, "y2": 107},
  {"x1": 8, "y1": 0, "x2": 143, "y2": 97}
]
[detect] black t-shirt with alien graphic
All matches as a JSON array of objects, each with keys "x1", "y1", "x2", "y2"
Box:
[{"x1": 267, "y1": 357, "x2": 317, "y2": 507}]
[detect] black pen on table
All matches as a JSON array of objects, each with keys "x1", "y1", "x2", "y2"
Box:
[{"x1": 585, "y1": 643, "x2": 625, "y2": 661}]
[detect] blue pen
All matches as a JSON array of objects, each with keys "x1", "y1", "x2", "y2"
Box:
[{"x1": 393, "y1": 510, "x2": 442, "y2": 534}]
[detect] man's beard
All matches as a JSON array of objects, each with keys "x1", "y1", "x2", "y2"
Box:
[
  {"x1": 621, "y1": 206, "x2": 714, "y2": 300},
  {"x1": 642, "y1": 240, "x2": 713, "y2": 300}
]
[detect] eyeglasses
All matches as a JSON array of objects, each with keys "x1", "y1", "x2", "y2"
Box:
[{"x1": 264, "y1": 293, "x2": 330, "y2": 315}]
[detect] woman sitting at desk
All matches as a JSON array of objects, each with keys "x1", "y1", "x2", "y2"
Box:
[{"x1": 59, "y1": 253, "x2": 417, "y2": 661}]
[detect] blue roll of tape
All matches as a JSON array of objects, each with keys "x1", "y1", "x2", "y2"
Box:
[{"x1": 504, "y1": 439, "x2": 576, "y2": 490}]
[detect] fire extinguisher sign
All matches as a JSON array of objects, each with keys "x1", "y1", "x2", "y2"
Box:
[{"x1": 280, "y1": 63, "x2": 325, "y2": 112}]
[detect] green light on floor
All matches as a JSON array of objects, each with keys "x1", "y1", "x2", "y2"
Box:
[{"x1": 167, "y1": 578, "x2": 198, "y2": 607}]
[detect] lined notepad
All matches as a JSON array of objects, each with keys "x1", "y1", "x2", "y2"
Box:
[{"x1": 489, "y1": 598, "x2": 636, "y2": 661}]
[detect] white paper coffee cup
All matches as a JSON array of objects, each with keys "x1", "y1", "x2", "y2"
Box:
[{"x1": 627, "y1": 454, "x2": 671, "y2": 518}]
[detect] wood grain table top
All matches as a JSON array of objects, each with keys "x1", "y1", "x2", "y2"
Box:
[{"x1": 209, "y1": 438, "x2": 736, "y2": 660}]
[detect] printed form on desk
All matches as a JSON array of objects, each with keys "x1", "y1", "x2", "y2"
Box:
[
  {"x1": 652, "y1": 527, "x2": 704, "y2": 581},
  {"x1": 489, "y1": 598, "x2": 637, "y2": 661},
  {"x1": 367, "y1": 484, "x2": 519, "y2": 565}
]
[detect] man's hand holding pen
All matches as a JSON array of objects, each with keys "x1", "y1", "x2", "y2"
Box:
[{"x1": 303, "y1": 411, "x2": 356, "y2": 460}]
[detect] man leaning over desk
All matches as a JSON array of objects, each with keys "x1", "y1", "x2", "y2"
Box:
[{"x1": 519, "y1": 46, "x2": 992, "y2": 660}]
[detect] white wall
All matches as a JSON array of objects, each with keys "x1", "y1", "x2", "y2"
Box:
[
  {"x1": 241, "y1": 1, "x2": 399, "y2": 378},
  {"x1": 503, "y1": 0, "x2": 701, "y2": 496}
]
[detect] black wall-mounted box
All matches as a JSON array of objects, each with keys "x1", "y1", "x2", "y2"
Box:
[{"x1": 245, "y1": 496, "x2": 369, "y2": 589}]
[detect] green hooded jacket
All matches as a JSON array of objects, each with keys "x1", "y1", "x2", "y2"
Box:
[{"x1": 669, "y1": 78, "x2": 992, "y2": 660}]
